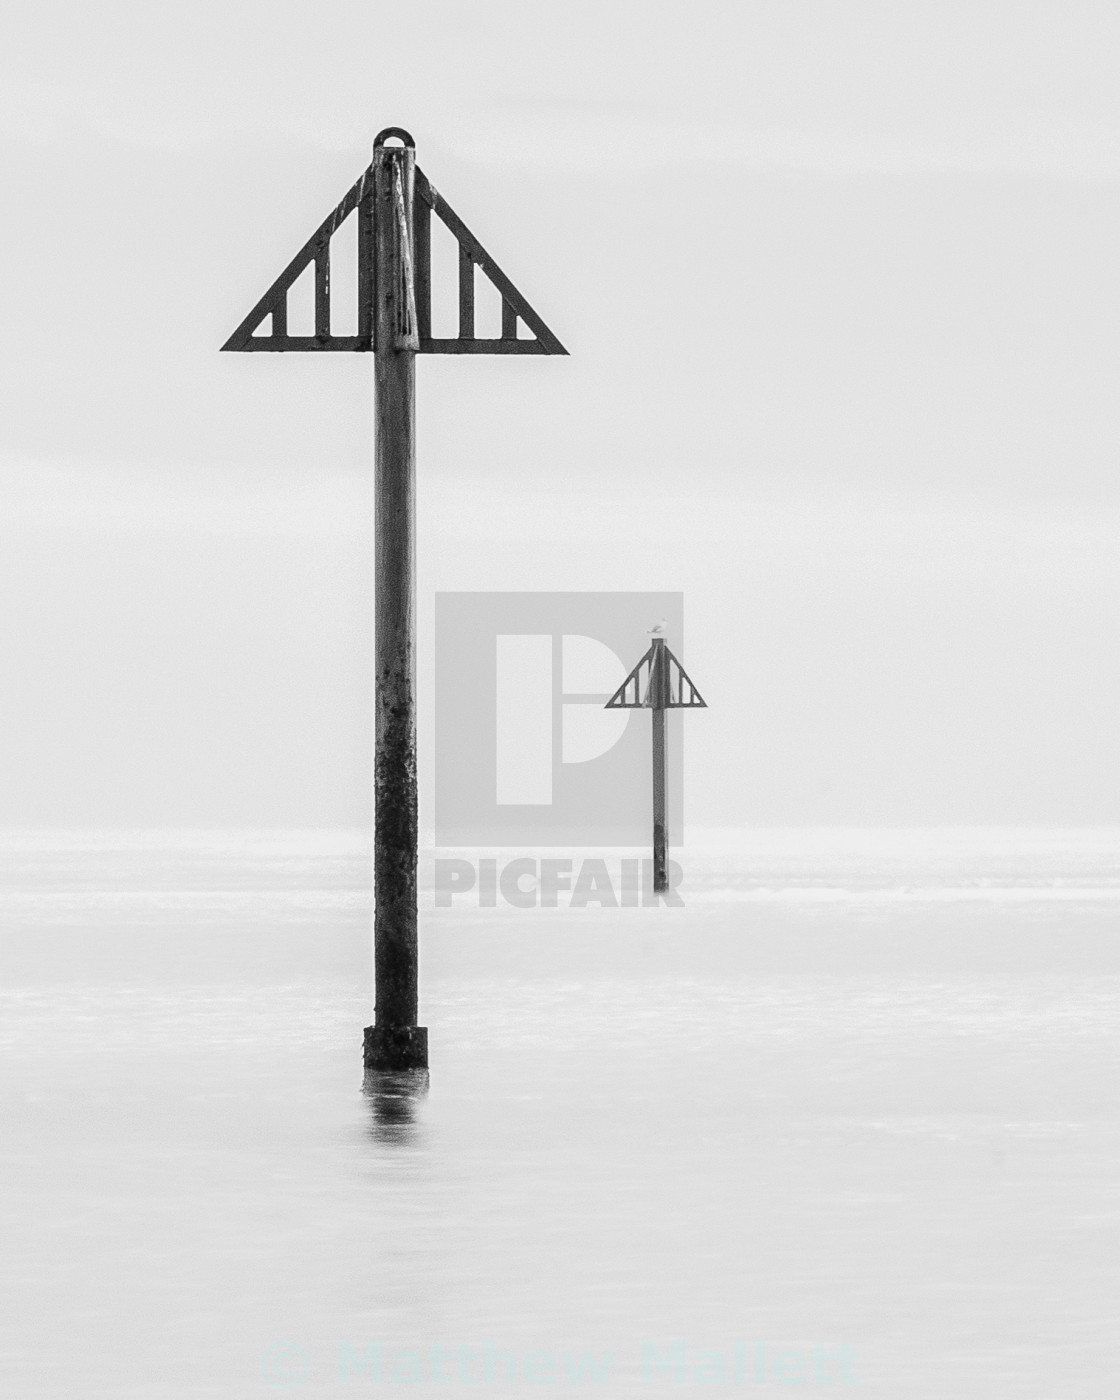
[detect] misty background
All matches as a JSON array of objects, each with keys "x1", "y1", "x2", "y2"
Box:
[{"x1": 3, "y1": 0, "x2": 1120, "y2": 830}]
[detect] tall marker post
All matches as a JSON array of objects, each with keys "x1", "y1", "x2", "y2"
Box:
[
  {"x1": 649, "y1": 636, "x2": 669, "y2": 890},
  {"x1": 371, "y1": 134, "x2": 421, "y2": 1071},
  {"x1": 222, "y1": 129, "x2": 568, "y2": 1075},
  {"x1": 606, "y1": 628, "x2": 707, "y2": 892}
]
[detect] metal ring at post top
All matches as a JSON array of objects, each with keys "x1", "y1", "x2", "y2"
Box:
[{"x1": 374, "y1": 127, "x2": 416, "y2": 149}]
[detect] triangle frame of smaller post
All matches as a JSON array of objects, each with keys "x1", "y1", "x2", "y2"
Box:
[
  {"x1": 605, "y1": 646, "x2": 656, "y2": 710},
  {"x1": 605, "y1": 645, "x2": 708, "y2": 710},
  {"x1": 664, "y1": 650, "x2": 708, "y2": 708}
]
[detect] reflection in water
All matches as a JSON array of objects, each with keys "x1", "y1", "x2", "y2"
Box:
[{"x1": 363, "y1": 1067, "x2": 430, "y2": 1144}]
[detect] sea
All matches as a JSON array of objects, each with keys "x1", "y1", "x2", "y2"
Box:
[{"x1": 1, "y1": 828, "x2": 1118, "y2": 1398}]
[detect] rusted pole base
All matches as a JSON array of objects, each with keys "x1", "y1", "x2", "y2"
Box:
[{"x1": 364, "y1": 1024, "x2": 429, "y2": 1074}]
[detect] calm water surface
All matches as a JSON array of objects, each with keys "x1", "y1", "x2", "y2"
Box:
[{"x1": 1, "y1": 830, "x2": 1119, "y2": 1398}]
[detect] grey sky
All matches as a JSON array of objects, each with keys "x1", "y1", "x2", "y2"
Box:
[{"x1": 2, "y1": 2, "x2": 1119, "y2": 826}]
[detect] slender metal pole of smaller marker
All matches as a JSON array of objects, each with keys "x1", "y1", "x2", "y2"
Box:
[
  {"x1": 364, "y1": 131, "x2": 428, "y2": 1077},
  {"x1": 650, "y1": 638, "x2": 669, "y2": 893}
]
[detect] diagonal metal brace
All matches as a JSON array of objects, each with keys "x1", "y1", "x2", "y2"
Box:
[
  {"x1": 414, "y1": 171, "x2": 567, "y2": 355},
  {"x1": 221, "y1": 168, "x2": 374, "y2": 352}
]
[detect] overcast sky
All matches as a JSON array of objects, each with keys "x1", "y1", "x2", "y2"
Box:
[{"x1": 3, "y1": 1, "x2": 1120, "y2": 828}]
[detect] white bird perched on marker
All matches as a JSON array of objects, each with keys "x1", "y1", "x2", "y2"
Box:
[{"x1": 648, "y1": 618, "x2": 667, "y2": 638}]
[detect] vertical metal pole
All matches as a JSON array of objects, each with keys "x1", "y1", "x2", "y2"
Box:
[
  {"x1": 651, "y1": 638, "x2": 668, "y2": 893},
  {"x1": 364, "y1": 134, "x2": 427, "y2": 1075}
]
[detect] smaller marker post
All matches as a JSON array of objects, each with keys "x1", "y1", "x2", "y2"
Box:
[
  {"x1": 650, "y1": 637, "x2": 669, "y2": 893},
  {"x1": 604, "y1": 628, "x2": 708, "y2": 893}
]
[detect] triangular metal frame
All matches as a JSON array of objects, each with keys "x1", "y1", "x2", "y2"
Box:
[
  {"x1": 605, "y1": 643, "x2": 708, "y2": 710},
  {"x1": 221, "y1": 162, "x2": 567, "y2": 355}
]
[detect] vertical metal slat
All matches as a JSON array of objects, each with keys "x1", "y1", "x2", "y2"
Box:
[
  {"x1": 315, "y1": 246, "x2": 330, "y2": 338},
  {"x1": 458, "y1": 246, "x2": 474, "y2": 340},
  {"x1": 414, "y1": 196, "x2": 431, "y2": 341},
  {"x1": 358, "y1": 190, "x2": 376, "y2": 348}
]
